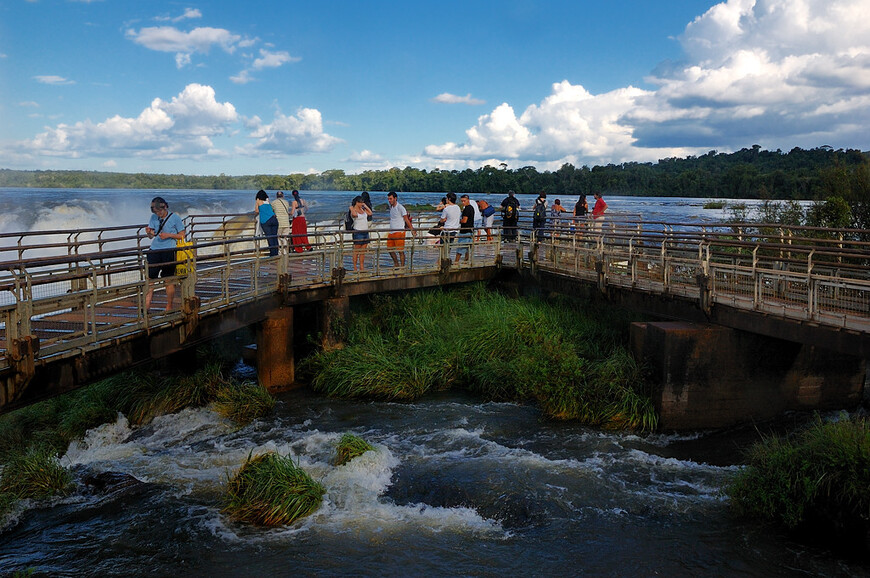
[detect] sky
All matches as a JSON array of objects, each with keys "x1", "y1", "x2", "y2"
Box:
[{"x1": 1, "y1": 0, "x2": 869, "y2": 176}]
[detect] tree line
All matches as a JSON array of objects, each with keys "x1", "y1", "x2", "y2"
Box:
[{"x1": 2, "y1": 145, "x2": 867, "y2": 203}]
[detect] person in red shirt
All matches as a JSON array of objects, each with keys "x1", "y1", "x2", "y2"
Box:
[{"x1": 591, "y1": 192, "x2": 608, "y2": 233}]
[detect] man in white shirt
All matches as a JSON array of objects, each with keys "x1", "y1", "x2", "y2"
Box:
[
  {"x1": 438, "y1": 192, "x2": 462, "y2": 244},
  {"x1": 387, "y1": 191, "x2": 414, "y2": 267}
]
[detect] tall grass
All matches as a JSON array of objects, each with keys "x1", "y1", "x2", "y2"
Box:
[
  {"x1": 335, "y1": 433, "x2": 374, "y2": 466},
  {"x1": 223, "y1": 451, "x2": 325, "y2": 526},
  {"x1": 302, "y1": 284, "x2": 658, "y2": 431},
  {"x1": 727, "y1": 415, "x2": 870, "y2": 536},
  {"x1": 0, "y1": 446, "x2": 73, "y2": 500}
]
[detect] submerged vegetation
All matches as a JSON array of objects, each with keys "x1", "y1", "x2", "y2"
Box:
[
  {"x1": 223, "y1": 451, "x2": 325, "y2": 526},
  {"x1": 302, "y1": 284, "x2": 657, "y2": 431},
  {"x1": 335, "y1": 433, "x2": 375, "y2": 466},
  {"x1": 727, "y1": 415, "x2": 870, "y2": 544}
]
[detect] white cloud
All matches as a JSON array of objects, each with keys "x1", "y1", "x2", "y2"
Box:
[
  {"x1": 424, "y1": 0, "x2": 870, "y2": 168},
  {"x1": 244, "y1": 108, "x2": 342, "y2": 155},
  {"x1": 18, "y1": 101, "x2": 39, "y2": 108},
  {"x1": 252, "y1": 49, "x2": 300, "y2": 69},
  {"x1": 432, "y1": 93, "x2": 486, "y2": 105},
  {"x1": 156, "y1": 8, "x2": 202, "y2": 23},
  {"x1": 230, "y1": 70, "x2": 255, "y2": 84},
  {"x1": 34, "y1": 75, "x2": 74, "y2": 85},
  {"x1": 20, "y1": 83, "x2": 237, "y2": 160},
  {"x1": 346, "y1": 150, "x2": 384, "y2": 162},
  {"x1": 126, "y1": 26, "x2": 241, "y2": 68}
]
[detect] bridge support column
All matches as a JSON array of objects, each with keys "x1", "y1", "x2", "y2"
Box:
[
  {"x1": 256, "y1": 307, "x2": 295, "y2": 393},
  {"x1": 320, "y1": 297, "x2": 350, "y2": 351},
  {"x1": 631, "y1": 321, "x2": 865, "y2": 430}
]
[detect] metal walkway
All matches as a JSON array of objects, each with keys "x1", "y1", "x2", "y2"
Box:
[{"x1": 1, "y1": 213, "x2": 869, "y2": 409}]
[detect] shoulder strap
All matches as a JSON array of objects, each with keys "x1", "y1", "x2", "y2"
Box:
[{"x1": 155, "y1": 212, "x2": 174, "y2": 236}]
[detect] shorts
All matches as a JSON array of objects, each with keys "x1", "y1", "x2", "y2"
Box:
[
  {"x1": 386, "y1": 231, "x2": 406, "y2": 248},
  {"x1": 483, "y1": 215, "x2": 495, "y2": 228},
  {"x1": 147, "y1": 249, "x2": 176, "y2": 279},
  {"x1": 352, "y1": 231, "x2": 370, "y2": 246},
  {"x1": 456, "y1": 232, "x2": 472, "y2": 255}
]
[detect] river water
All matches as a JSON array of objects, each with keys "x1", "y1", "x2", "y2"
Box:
[{"x1": 0, "y1": 189, "x2": 865, "y2": 576}]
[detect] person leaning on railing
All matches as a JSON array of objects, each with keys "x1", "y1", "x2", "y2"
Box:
[{"x1": 144, "y1": 196, "x2": 185, "y2": 312}]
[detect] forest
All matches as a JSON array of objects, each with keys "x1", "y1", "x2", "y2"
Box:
[{"x1": 2, "y1": 145, "x2": 868, "y2": 203}]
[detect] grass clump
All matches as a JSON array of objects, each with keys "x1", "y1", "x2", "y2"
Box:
[
  {"x1": 335, "y1": 433, "x2": 374, "y2": 465},
  {"x1": 0, "y1": 446, "x2": 73, "y2": 501},
  {"x1": 223, "y1": 451, "x2": 325, "y2": 526},
  {"x1": 702, "y1": 200, "x2": 726, "y2": 209},
  {"x1": 726, "y1": 415, "x2": 870, "y2": 541},
  {"x1": 302, "y1": 284, "x2": 657, "y2": 431},
  {"x1": 213, "y1": 381, "x2": 276, "y2": 426}
]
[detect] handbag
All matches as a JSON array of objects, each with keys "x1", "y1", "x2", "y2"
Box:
[{"x1": 175, "y1": 238, "x2": 194, "y2": 276}]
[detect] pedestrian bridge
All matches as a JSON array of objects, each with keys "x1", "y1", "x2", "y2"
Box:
[{"x1": 1, "y1": 213, "x2": 869, "y2": 417}]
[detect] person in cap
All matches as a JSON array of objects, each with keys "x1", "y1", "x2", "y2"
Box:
[{"x1": 144, "y1": 196, "x2": 185, "y2": 311}]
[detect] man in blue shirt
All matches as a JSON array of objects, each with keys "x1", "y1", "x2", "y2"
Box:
[{"x1": 145, "y1": 196, "x2": 185, "y2": 311}]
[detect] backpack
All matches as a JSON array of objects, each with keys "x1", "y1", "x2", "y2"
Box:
[
  {"x1": 344, "y1": 210, "x2": 354, "y2": 231},
  {"x1": 533, "y1": 202, "x2": 547, "y2": 222},
  {"x1": 503, "y1": 204, "x2": 516, "y2": 221}
]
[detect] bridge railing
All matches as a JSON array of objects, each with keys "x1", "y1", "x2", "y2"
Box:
[
  {"x1": 522, "y1": 221, "x2": 870, "y2": 332},
  {"x1": 0, "y1": 220, "x2": 503, "y2": 372}
]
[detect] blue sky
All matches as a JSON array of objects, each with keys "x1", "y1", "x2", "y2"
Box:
[{"x1": 1, "y1": 0, "x2": 868, "y2": 176}]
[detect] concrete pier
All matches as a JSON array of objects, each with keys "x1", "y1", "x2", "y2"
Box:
[
  {"x1": 631, "y1": 321, "x2": 866, "y2": 430},
  {"x1": 256, "y1": 307, "x2": 295, "y2": 393}
]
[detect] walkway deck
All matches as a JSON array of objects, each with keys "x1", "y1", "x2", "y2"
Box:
[{"x1": 1, "y1": 213, "x2": 869, "y2": 411}]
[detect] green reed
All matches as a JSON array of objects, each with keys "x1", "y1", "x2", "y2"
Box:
[
  {"x1": 303, "y1": 284, "x2": 657, "y2": 431},
  {"x1": 727, "y1": 415, "x2": 870, "y2": 533},
  {"x1": 223, "y1": 451, "x2": 325, "y2": 526},
  {"x1": 335, "y1": 433, "x2": 375, "y2": 466}
]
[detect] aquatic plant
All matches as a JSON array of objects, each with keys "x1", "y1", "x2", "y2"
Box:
[
  {"x1": 223, "y1": 451, "x2": 325, "y2": 526},
  {"x1": 213, "y1": 381, "x2": 276, "y2": 425},
  {"x1": 0, "y1": 446, "x2": 73, "y2": 501},
  {"x1": 726, "y1": 415, "x2": 870, "y2": 538},
  {"x1": 335, "y1": 433, "x2": 374, "y2": 465},
  {"x1": 303, "y1": 284, "x2": 658, "y2": 431},
  {"x1": 702, "y1": 200, "x2": 726, "y2": 209}
]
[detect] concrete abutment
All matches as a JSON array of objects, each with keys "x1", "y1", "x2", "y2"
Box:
[{"x1": 631, "y1": 321, "x2": 866, "y2": 430}]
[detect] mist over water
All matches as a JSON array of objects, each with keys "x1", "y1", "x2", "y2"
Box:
[{"x1": 0, "y1": 187, "x2": 782, "y2": 236}]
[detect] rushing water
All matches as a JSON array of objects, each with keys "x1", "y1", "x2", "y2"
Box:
[
  {"x1": 0, "y1": 387, "x2": 865, "y2": 576},
  {"x1": 0, "y1": 189, "x2": 864, "y2": 575}
]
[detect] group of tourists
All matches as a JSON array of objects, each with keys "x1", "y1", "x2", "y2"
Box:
[{"x1": 144, "y1": 189, "x2": 609, "y2": 309}]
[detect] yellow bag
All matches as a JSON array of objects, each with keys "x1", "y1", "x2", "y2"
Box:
[{"x1": 176, "y1": 238, "x2": 194, "y2": 276}]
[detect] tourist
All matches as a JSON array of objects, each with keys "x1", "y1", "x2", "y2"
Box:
[
  {"x1": 500, "y1": 190, "x2": 520, "y2": 241},
  {"x1": 478, "y1": 199, "x2": 496, "y2": 240},
  {"x1": 591, "y1": 191, "x2": 608, "y2": 233},
  {"x1": 255, "y1": 190, "x2": 279, "y2": 257},
  {"x1": 532, "y1": 192, "x2": 548, "y2": 238},
  {"x1": 290, "y1": 190, "x2": 312, "y2": 252},
  {"x1": 387, "y1": 191, "x2": 414, "y2": 267},
  {"x1": 574, "y1": 195, "x2": 588, "y2": 228},
  {"x1": 144, "y1": 196, "x2": 185, "y2": 312},
  {"x1": 350, "y1": 195, "x2": 372, "y2": 271},
  {"x1": 360, "y1": 191, "x2": 374, "y2": 221},
  {"x1": 550, "y1": 198, "x2": 570, "y2": 236},
  {"x1": 455, "y1": 194, "x2": 475, "y2": 263},
  {"x1": 438, "y1": 192, "x2": 461, "y2": 245},
  {"x1": 468, "y1": 196, "x2": 483, "y2": 239},
  {"x1": 271, "y1": 191, "x2": 292, "y2": 253}
]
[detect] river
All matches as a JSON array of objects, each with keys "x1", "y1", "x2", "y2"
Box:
[{"x1": 0, "y1": 189, "x2": 865, "y2": 576}]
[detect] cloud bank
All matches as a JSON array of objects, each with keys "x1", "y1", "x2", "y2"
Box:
[
  {"x1": 18, "y1": 84, "x2": 339, "y2": 161},
  {"x1": 423, "y1": 0, "x2": 870, "y2": 169}
]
